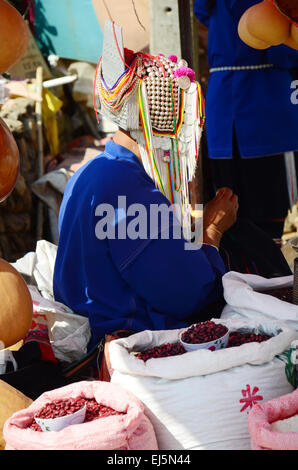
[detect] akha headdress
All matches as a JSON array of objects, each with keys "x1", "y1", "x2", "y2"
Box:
[{"x1": 93, "y1": 20, "x2": 205, "y2": 239}]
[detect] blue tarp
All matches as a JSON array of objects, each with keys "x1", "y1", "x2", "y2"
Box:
[{"x1": 34, "y1": 0, "x2": 103, "y2": 64}]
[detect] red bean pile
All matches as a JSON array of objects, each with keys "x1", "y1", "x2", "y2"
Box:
[
  {"x1": 134, "y1": 327, "x2": 273, "y2": 362},
  {"x1": 35, "y1": 397, "x2": 86, "y2": 419},
  {"x1": 84, "y1": 398, "x2": 125, "y2": 422},
  {"x1": 181, "y1": 321, "x2": 228, "y2": 344},
  {"x1": 136, "y1": 342, "x2": 186, "y2": 362},
  {"x1": 28, "y1": 421, "x2": 42, "y2": 432},
  {"x1": 227, "y1": 331, "x2": 272, "y2": 347},
  {"x1": 28, "y1": 397, "x2": 125, "y2": 431}
]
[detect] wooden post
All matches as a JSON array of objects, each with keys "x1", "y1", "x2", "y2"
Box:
[
  {"x1": 178, "y1": 0, "x2": 203, "y2": 208},
  {"x1": 35, "y1": 66, "x2": 44, "y2": 241},
  {"x1": 150, "y1": 0, "x2": 203, "y2": 208},
  {"x1": 178, "y1": 0, "x2": 199, "y2": 75},
  {"x1": 149, "y1": 0, "x2": 181, "y2": 58}
]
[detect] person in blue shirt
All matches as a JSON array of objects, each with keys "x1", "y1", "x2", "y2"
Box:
[
  {"x1": 52, "y1": 24, "x2": 240, "y2": 351},
  {"x1": 194, "y1": 0, "x2": 298, "y2": 238},
  {"x1": 53, "y1": 132, "x2": 238, "y2": 351},
  {"x1": 0, "y1": 21, "x2": 289, "y2": 398}
]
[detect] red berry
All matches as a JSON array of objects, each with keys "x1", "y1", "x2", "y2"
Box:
[
  {"x1": 181, "y1": 321, "x2": 228, "y2": 345},
  {"x1": 227, "y1": 331, "x2": 272, "y2": 348},
  {"x1": 136, "y1": 342, "x2": 186, "y2": 362}
]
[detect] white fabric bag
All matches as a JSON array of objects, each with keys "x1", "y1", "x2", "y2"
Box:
[
  {"x1": 28, "y1": 286, "x2": 91, "y2": 363},
  {"x1": 12, "y1": 240, "x2": 91, "y2": 363},
  {"x1": 221, "y1": 271, "x2": 298, "y2": 332},
  {"x1": 109, "y1": 318, "x2": 296, "y2": 450},
  {"x1": 12, "y1": 239, "x2": 58, "y2": 300}
]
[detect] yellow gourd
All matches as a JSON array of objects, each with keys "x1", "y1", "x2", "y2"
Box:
[
  {"x1": 289, "y1": 23, "x2": 298, "y2": 46},
  {"x1": 0, "y1": 258, "x2": 33, "y2": 349},
  {"x1": 0, "y1": 118, "x2": 20, "y2": 203},
  {"x1": 245, "y1": 0, "x2": 291, "y2": 46},
  {"x1": 238, "y1": 10, "x2": 271, "y2": 49},
  {"x1": 0, "y1": 0, "x2": 29, "y2": 73},
  {"x1": 284, "y1": 36, "x2": 298, "y2": 49}
]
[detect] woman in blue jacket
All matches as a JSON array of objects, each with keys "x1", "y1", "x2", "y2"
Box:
[{"x1": 194, "y1": 0, "x2": 298, "y2": 238}]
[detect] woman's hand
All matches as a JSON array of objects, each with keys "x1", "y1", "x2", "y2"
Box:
[{"x1": 203, "y1": 187, "x2": 239, "y2": 248}]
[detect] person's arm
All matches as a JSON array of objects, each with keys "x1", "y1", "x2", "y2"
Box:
[
  {"x1": 108, "y1": 183, "x2": 238, "y2": 320},
  {"x1": 119, "y1": 232, "x2": 226, "y2": 321},
  {"x1": 203, "y1": 187, "x2": 239, "y2": 249},
  {"x1": 106, "y1": 157, "x2": 238, "y2": 321},
  {"x1": 118, "y1": 188, "x2": 239, "y2": 320}
]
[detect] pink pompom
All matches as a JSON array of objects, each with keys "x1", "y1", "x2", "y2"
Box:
[
  {"x1": 173, "y1": 66, "x2": 196, "y2": 82},
  {"x1": 168, "y1": 55, "x2": 178, "y2": 63}
]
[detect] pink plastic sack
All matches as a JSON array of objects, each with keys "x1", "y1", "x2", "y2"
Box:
[
  {"x1": 3, "y1": 381, "x2": 158, "y2": 450},
  {"x1": 248, "y1": 389, "x2": 298, "y2": 450}
]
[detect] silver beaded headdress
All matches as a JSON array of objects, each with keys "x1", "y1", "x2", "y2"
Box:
[{"x1": 94, "y1": 20, "x2": 205, "y2": 238}]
